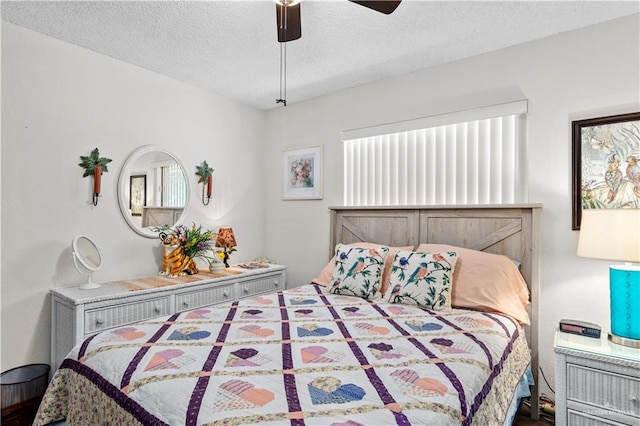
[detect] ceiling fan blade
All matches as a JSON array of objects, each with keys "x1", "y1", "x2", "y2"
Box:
[
  {"x1": 349, "y1": 1, "x2": 402, "y2": 15},
  {"x1": 276, "y1": 2, "x2": 301, "y2": 42}
]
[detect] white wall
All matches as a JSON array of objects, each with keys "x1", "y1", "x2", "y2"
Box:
[
  {"x1": 264, "y1": 15, "x2": 640, "y2": 396},
  {"x1": 1, "y1": 23, "x2": 267, "y2": 370}
]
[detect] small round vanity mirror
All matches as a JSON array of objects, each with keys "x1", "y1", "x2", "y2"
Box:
[
  {"x1": 117, "y1": 145, "x2": 190, "y2": 238},
  {"x1": 71, "y1": 235, "x2": 102, "y2": 290}
]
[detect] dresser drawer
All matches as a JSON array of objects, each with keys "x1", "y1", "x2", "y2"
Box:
[
  {"x1": 84, "y1": 296, "x2": 171, "y2": 334},
  {"x1": 176, "y1": 283, "x2": 235, "y2": 311},
  {"x1": 51, "y1": 265, "x2": 286, "y2": 371},
  {"x1": 237, "y1": 274, "x2": 283, "y2": 298},
  {"x1": 567, "y1": 364, "x2": 640, "y2": 418}
]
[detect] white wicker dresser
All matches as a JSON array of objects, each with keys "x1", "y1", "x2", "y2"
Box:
[
  {"x1": 50, "y1": 265, "x2": 286, "y2": 370},
  {"x1": 555, "y1": 329, "x2": 640, "y2": 425}
]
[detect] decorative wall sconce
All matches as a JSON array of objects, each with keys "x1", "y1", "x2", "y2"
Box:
[
  {"x1": 216, "y1": 227, "x2": 237, "y2": 268},
  {"x1": 196, "y1": 161, "x2": 214, "y2": 206},
  {"x1": 79, "y1": 148, "x2": 112, "y2": 206}
]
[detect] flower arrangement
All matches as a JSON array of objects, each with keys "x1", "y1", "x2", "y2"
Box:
[{"x1": 157, "y1": 223, "x2": 216, "y2": 262}]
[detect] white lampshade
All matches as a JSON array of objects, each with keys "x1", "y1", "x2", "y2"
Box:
[{"x1": 577, "y1": 209, "x2": 640, "y2": 263}]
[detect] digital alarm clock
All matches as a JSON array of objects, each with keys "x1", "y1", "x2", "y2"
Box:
[{"x1": 559, "y1": 319, "x2": 601, "y2": 338}]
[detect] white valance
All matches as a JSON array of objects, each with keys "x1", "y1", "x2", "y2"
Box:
[{"x1": 341, "y1": 100, "x2": 528, "y2": 141}]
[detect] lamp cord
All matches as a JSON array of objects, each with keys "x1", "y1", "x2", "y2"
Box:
[{"x1": 539, "y1": 365, "x2": 555, "y2": 394}]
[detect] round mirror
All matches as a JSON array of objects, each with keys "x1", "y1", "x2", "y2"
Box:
[
  {"x1": 118, "y1": 145, "x2": 190, "y2": 238},
  {"x1": 72, "y1": 235, "x2": 102, "y2": 290}
]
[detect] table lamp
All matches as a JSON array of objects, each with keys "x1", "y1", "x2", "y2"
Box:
[
  {"x1": 577, "y1": 208, "x2": 640, "y2": 348},
  {"x1": 216, "y1": 227, "x2": 237, "y2": 268}
]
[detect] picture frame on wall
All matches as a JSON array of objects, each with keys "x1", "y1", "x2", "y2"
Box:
[
  {"x1": 130, "y1": 174, "x2": 147, "y2": 216},
  {"x1": 572, "y1": 111, "x2": 640, "y2": 230},
  {"x1": 283, "y1": 145, "x2": 323, "y2": 200}
]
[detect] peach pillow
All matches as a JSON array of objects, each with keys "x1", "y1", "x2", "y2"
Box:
[
  {"x1": 311, "y1": 242, "x2": 414, "y2": 296},
  {"x1": 416, "y1": 243, "x2": 530, "y2": 324}
]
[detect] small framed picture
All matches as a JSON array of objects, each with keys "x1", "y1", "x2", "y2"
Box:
[
  {"x1": 283, "y1": 145, "x2": 323, "y2": 200},
  {"x1": 129, "y1": 174, "x2": 147, "y2": 216},
  {"x1": 572, "y1": 111, "x2": 640, "y2": 230}
]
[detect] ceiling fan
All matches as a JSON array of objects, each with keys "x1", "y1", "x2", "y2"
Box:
[
  {"x1": 274, "y1": 0, "x2": 401, "y2": 106},
  {"x1": 276, "y1": 0, "x2": 402, "y2": 42}
]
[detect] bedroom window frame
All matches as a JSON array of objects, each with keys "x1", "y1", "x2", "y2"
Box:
[{"x1": 342, "y1": 100, "x2": 528, "y2": 206}]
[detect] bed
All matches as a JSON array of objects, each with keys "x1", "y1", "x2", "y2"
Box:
[{"x1": 36, "y1": 205, "x2": 542, "y2": 425}]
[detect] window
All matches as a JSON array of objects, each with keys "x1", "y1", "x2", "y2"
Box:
[
  {"x1": 161, "y1": 163, "x2": 187, "y2": 207},
  {"x1": 342, "y1": 101, "x2": 528, "y2": 206},
  {"x1": 149, "y1": 162, "x2": 186, "y2": 208}
]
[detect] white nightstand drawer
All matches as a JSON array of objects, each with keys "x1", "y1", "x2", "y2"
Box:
[
  {"x1": 238, "y1": 275, "x2": 283, "y2": 297},
  {"x1": 85, "y1": 296, "x2": 171, "y2": 333},
  {"x1": 567, "y1": 364, "x2": 640, "y2": 417},
  {"x1": 176, "y1": 283, "x2": 235, "y2": 311},
  {"x1": 568, "y1": 409, "x2": 627, "y2": 426}
]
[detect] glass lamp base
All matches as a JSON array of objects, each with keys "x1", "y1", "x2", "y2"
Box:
[
  {"x1": 609, "y1": 332, "x2": 640, "y2": 349},
  {"x1": 609, "y1": 265, "x2": 640, "y2": 347}
]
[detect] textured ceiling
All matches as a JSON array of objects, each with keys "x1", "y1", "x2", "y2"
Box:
[{"x1": 2, "y1": 1, "x2": 639, "y2": 110}]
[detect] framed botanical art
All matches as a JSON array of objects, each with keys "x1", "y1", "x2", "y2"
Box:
[
  {"x1": 572, "y1": 111, "x2": 640, "y2": 230},
  {"x1": 283, "y1": 145, "x2": 323, "y2": 200},
  {"x1": 129, "y1": 174, "x2": 147, "y2": 216}
]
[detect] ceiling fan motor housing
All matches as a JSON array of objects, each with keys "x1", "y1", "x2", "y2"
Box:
[{"x1": 276, "y1": 0, "x2": 401, "y2": 43}]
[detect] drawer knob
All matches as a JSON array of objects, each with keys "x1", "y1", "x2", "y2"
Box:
[
  {"x1": 95, "y1": 318, "x2": 104, "y2": 325},
  {"x1": 223, "y1": 292, "x2": 229, "y2": 298},
  {"x1": 243, "y1": 288, "x2": 249, "y2": 294},
  {"x1": 182, "y1": 301, "x2": 189, "y2": 307},
  {"x1": 154, "y1": 306, "x2": 161, "y2": 313},
  {"x1": 630, "y1": 395, "x2": 639, "y2": 403},
  {"x1": 274, "y1": 281, "x2": 279, "y2": 287}
]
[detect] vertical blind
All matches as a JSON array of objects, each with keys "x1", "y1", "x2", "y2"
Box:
[
  {"x1": 342, "y1": 101, "x2": 528, "y2": 206},
  {"x1": 161, "y1": 164, "x2": 187, "y2": 207}
]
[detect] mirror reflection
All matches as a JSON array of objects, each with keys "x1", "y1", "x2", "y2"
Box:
[{"x1": 118, "y1": 146, "x2": 189, "y2": 238}]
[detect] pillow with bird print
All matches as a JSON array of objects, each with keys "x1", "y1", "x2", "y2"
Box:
[
  {"x1": 328, "y1": 244, "x2": 390, "y2": 299},
  {"x1": 384, "y1": 250, "x2": 458, "y2": 311},
  {"x1": 310, "y1": 243, "x2": 414, "y2": 296}
]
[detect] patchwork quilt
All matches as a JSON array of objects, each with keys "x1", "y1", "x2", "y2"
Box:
[{"x1": 35, "y1": 284, "x2": 530, "y2": 425}]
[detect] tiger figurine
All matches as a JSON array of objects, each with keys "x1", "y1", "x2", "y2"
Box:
[{"x1": 159, "y1": 231, "x2": 199, "y2": 277}]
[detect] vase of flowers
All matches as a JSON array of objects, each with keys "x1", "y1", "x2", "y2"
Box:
[
  {"x1": 172, "y1": 224, "x2": 216, "y2": 260},
  {"x1": 156, "y1": 223, "x2": 216, "y2": 276}
]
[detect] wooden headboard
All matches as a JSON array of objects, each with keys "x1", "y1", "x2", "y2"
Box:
[{"x1": 329, "y1": 204, "x2": 543, "y2": 419}]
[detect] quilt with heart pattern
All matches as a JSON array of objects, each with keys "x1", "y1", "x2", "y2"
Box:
[{"x1": 35, "y1": 284, "x2": 530, "y2": 425}]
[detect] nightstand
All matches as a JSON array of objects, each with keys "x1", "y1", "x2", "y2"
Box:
[{"x1": 555, "y1": 330, "x2": 640, "y2": 425}]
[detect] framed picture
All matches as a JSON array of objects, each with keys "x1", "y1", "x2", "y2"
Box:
[
  {"x1": 130, "y1": 174, "x2": 147, "y2": 216},
  {"x1": 572, "y1": 111, "x2": 640, "y2": 230},
  {"x1": 283, "y1": 145, "x2": 323, "y2": 200}
]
